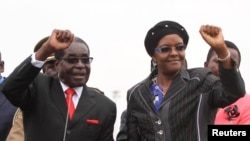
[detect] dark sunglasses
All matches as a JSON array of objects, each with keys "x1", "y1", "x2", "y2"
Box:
[
  {"x1": 60, "y1": 57, "x2": 93, "y2": 64},
  {"x1": 154, "y1": 44, "x2": 186, "y2": 53}
]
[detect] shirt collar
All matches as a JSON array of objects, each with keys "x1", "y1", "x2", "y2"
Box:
[{"x1": 59, "y1": 81, "x2": 83, "y2": 97}]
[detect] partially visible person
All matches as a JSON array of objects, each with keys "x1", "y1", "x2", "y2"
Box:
[
  {"x1": 6, "y1": 36, "x2": 58, "y2": 141},
  {"x1": 0, "y1": 51, "x2": 17, "y2": 141},
  {"x1": 116, "y1": 59, "x2": 156, "y2": 141},
  {"x1": 204, "y1": 40, "x2": 250, "y2": 124},
  {"x1": 1, "y1": 29, "x2": 116, "y2": 141},
  {"x1": 116, "y1": 109, "x2": 127, "y2": 141},
  {"x1": 126, "y1": 20, "x2": 245, "y2": 141},
  {"x1": 41, "y1": 55, "x2": 57, "y2": 77}
]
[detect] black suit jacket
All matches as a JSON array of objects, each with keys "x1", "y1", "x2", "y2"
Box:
[
  {"x1": 1, "y1": 56, "x2": 116, "y2": 141},
  {"x1": 0, "y1": 83, "x2": 17, "y2": 141}
]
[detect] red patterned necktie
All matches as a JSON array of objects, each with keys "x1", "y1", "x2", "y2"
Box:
[{"x1": 65, "y1": 88, "x2": 76, "y2": 120}]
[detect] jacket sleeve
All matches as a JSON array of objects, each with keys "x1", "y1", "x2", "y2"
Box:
[
  {"x1": 1, "y1": 55, "x2": 41, "y2": 107},
  {"x1": 211, "y1": 63, "x2": 246, "y2": 108}
]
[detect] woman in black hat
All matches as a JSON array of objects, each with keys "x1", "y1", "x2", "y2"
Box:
[{"x1": 126, "y1": 20, "x2": 245, "y2": 141}]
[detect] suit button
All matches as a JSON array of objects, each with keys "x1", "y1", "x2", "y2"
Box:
[
  {"x1": 157, "y1": 130, "x2": 163, "y2": 135},
  {"x1": 66, "y1": 130, "x2": 71, "y2": 134},
  {"x1": 157, "y1": 120, "x2": 161, "y2": 124},
  {"x1": 155, "y1": 119, "x2": 161, "y2": 125}
]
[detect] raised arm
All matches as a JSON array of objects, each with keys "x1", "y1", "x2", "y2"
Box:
[
  {"x1": 199, "y1": 25, "x2": 232, "y2": 68},
  {"x1": 35, "y1": 29, "x2": 74, "y2": 61}
]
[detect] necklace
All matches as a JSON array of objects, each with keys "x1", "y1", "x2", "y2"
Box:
[
  {"x1": 152, "y1": 76, "x2": 170, "y2": 95},
  {"x1": 155, "y1": 77, "x2": 169, "y2": 91},
  {"x1": 161, "y1": 87, "x2": 169, "y2": 95}
]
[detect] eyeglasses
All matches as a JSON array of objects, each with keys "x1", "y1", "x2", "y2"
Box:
[
  {"x1": 154, "y1": 44, "x2": 186, "y2": 53},
  {"x1": 60, "y1": 57, "x2": 93, "y2": 64}
]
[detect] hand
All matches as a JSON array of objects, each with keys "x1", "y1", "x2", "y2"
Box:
[
  {"x1": 47, "y1": 29, "x2": 74, "y2": 51},
  {"x1": 35, "y1": 29, "x2": 74, "y2": 61},
  {"x1": 199, "y1": 25, "x2": 226, "y2": 53},
  {"x1": 200, "y1": 25, "x2": 232, "y2": 68}
]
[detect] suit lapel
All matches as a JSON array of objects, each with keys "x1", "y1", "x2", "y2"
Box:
[
  {"x1": 50, "y1": 81, "x2": 97, "y2": 123},
  {"x1": 164, "y1": 75, "x2": 185, "y2": 100},
  {"x1": 71, "y1": 86, "x2": 96, "y2": 124},
  {"x1": 162, "y1": 69, "x2": 189, "y2": 104},
  {"x1": 50, "y1": 79, "x2": 68, "y2": 120},
  {"x1": 139, "y1": 79, "x2": 157, "y2": 113}
]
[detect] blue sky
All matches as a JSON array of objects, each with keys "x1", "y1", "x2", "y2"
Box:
[{"x1": 1, "y1": 0, "x2": 249, "y2": 136}]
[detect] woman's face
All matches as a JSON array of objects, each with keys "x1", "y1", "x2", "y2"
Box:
[{"x1": 152, "y1": 34, "x2": 186, "y2": 75}]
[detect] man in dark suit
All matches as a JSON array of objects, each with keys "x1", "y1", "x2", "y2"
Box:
[
  {"x1": 0, "y1": 51, "x2": 17, "y2": 141},
  {"x1": 1, "y1": 29, "x2": 116, "y2": 141}
]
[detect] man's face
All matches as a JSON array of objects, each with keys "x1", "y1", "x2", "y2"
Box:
[
  {"x1": 56, "y1": 42, "x2": 91, "y2": 87},
  {"x1": 205, "y1": 52, "x2": 220, "y2": 77},
  {"x1": 205, "y1": 48, "x2": 240, "y2": 77}
]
